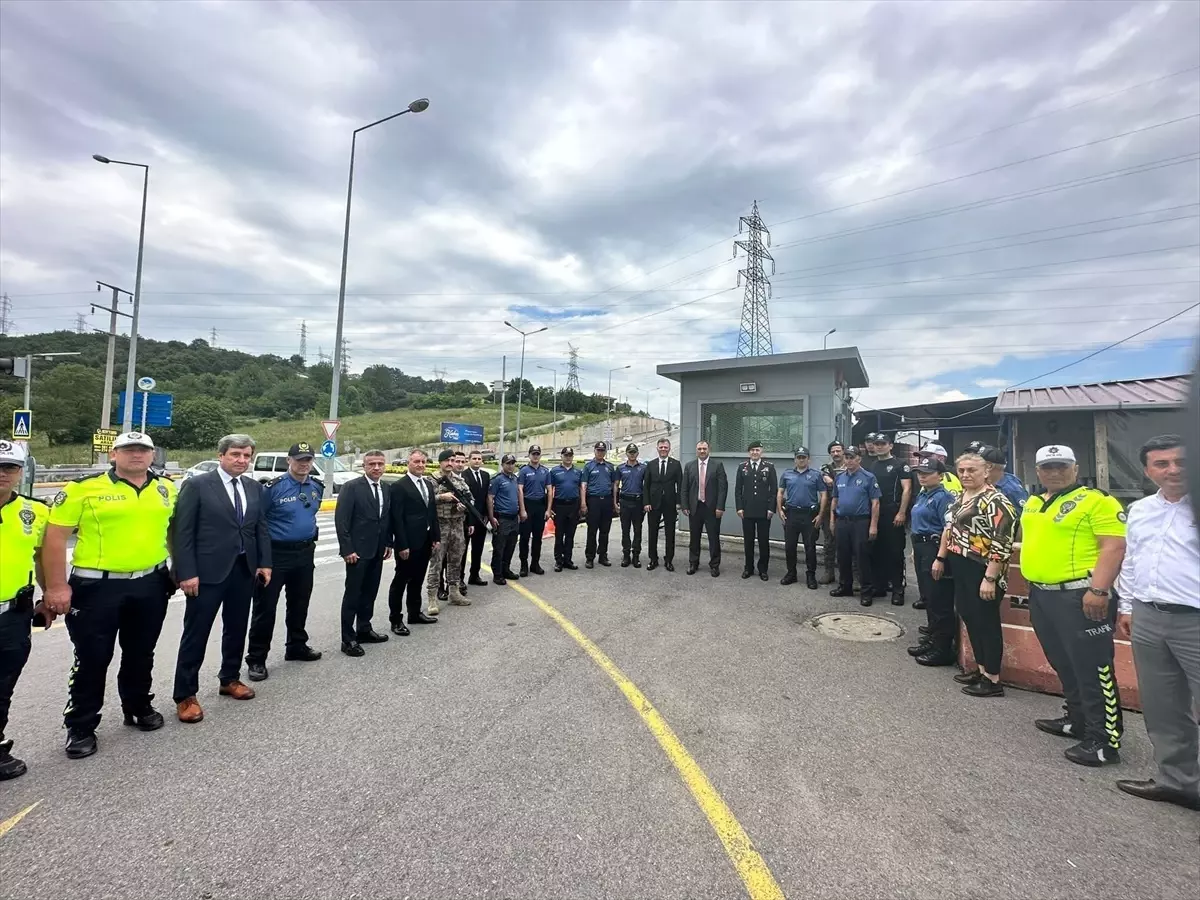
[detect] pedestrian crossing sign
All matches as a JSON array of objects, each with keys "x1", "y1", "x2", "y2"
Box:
[{"x1": 11, "y1": 409, "x2": 31, "y2": 440}]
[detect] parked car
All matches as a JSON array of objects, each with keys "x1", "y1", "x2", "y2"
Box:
[
  {"x1": 181, "y1": 460, "x2": 219, "y2": 482},
  {"x1": 246, "y1": 451, "x2": 356, "y2": 488}
]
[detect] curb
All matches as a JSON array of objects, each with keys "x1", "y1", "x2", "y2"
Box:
[{"x1": 320, "y1": 498, "x2": 337, "y2": 511}]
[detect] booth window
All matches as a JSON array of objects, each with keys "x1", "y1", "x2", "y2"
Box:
[
  {"x1": 1105, "y1": 409, "x2": 1181, "y2": 500},
  {"x1": 700, "y1": 400, "x2": 805, "y2": 454}
]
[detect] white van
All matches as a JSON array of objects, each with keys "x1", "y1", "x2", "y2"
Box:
[{"x1": 248, "y1": 451, "x2": 356, "y2": 488}]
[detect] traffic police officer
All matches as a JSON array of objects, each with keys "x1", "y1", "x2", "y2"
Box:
[
  {"x1": 830, "y1": 446, "x2": 881, "y2": 604},
  {"x1": 616, "y1": 443, "x2": 648, "y2": 567},
  {"x1": 866, "y1": 432, "x2": 912, "y2": 605},
  {"x1": 517, "y1": 445, "x2": 552, "y2": 577},
  {"x1": 0, "y1": 441, "x2": 50, "y2": 781},
  {"x1": 777, "y1": 446, "x2": 827, "y2": 588},
  {"x1": 735, "y1": 441, "x2": 778, "y2": 580},
  {"x1": 907, "y1": 457, "x2": 957, "y2": 666},
  {"x1": 1021, "y1": 444, "x2": 1128, "y2": 767},
  {"x1": 42, "y1": 431, "x2": 177, "y2": 759},
  {"x1": 488, "y1": 454, "x2": 521, "y2": 585},
  {"x1": 582, "y1": 441, "x2": 618, "y2": 568},
  {"x1": 547, "y1": 447, "x2": 582, "y2": 571},
  {"x1": 246, "y1": 441, "x2": 324, "y2": 681},
  {"x1": 919, "y1": 442, "x2": 962, "y2": 494}
]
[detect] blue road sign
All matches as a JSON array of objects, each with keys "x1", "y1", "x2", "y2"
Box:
[
  {"x1": 321, "y1": 439, "x2": 337, "y2": 458},
  {"x1": 12, "y1": 409, "x2": 31, "y2": 440},
  {"x1": 116, "y1": 391, "x2": 173, "y2": 428},
  {"x1": 440, "y1": 421, "x2": 485, "y2": 444}
]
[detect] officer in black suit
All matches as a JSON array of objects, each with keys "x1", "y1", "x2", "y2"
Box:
[
  {"x1": 735, "y1": 441, "x2": 778, "y2": 581},
  {"x1": 334, "y1": 450, "x2": 393, "y2": 656},
  {"x1": 387, "y1": 449, "x2": 441, "y2": 633},
  {"x1": 681, "y1": 440, "x2": 727, "y2": 576},
  {"x1": 459, "y1": 450, "x2": 490, "y2": 587},
  {"x1": 642, "y1": 438, "x2": 683, "y2": 571}
]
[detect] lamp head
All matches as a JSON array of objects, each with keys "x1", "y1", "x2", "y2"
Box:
[
  {"x1": 408, "y1": 99, "x2": 430, "y2": 113},
  {"x1": 93, "y1": 154, "x2": 111, "y2": 164}
]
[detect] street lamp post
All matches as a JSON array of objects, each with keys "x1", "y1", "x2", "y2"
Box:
[
  {"x1": 644, "y1": 387, "x2": 659, "y2": 434},
  {"x1": 329, "y1": 98, "x2": 429, "y2": 421},
  {"x1": 537, "y1": 364, "x2": 559, "y2": 449},
  {"x1": 607, "y1": 365, "x2": 630, "y2": 442},
  {"x1": 93, "y1": 154, "x2": 149, "y2": 431},
  {"x1": 823, "y1": 328, "x2": 837, "y2": 350},
  {"x1": 504, "y1": 321, "x2": 547, "y2": 447},
  {"x1": 22, "y1": 351, "x2": 83, "y2": 409}
]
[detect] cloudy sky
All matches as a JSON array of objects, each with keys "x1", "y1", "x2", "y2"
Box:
[{"x1": 1, "y1": 0, "x2": 1198, "y2": 415}]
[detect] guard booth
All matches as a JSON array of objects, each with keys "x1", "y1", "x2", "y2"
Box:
[{"x1": 656, "y1": 348, "x2": 869, "y2": 539}]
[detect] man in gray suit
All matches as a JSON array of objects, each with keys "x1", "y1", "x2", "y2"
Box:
[
  {"x1": 680, "y1": 440, "x2": 728, "y2": 577},
  {"x1": 172, "y1": 434, "x2": 272, "y2": 723}
]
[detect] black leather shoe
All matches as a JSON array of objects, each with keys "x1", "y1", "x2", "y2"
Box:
[
  {"x1": 357, "y1": 629, "x2": 389, "y2": 643},
  {"x1": 554, "y1": 563, "x2": 563, "y2": 572},
  {"x1": 954, "y1": 670, "x2": 983, "y2": 685},
  {"x1": 469, "y1": 576, "x2": 489, "y2": 587},
  {"x1": 520, "y1": 564, "x2": 530, "y2": 577},
  {"x1": 1116, "y1": 779, "x2": 1200, "y2": 810},
  {"x1": 891, "y1": 593, "x2": 905, "y2": 606},
  {"x1": 805, "y1": 574, "x2": 818, "y2": 589},
  {"x1": 759, "y1": 572, "x2": 769, "y2": 581},
  {"x1": 962, "y1": 679, "x2": 1004, "y2": 698},
  {"x1": 411, "y1": 613, "x2": 438, "y2": 624},
  {"x1": 391, "y1": 623, "x2": 411, "y2": 636},
  {"x1": 65, "y1": 729, "x2": 98, "y2": 759},
  {"x1": 710, "y1": 566, "x2": 720, "y2": 577},
  {"x1": 741, "y1": 570, "x2": 753, "y2": 579},
  {"x1": 912, "y1": 599, "x2": 927, "y2": 610},
  {"x1": 0, "y1": 740, "x2": 26, "y2": 780},
  {"x1": 664, "y1": 561, "x2": 674, "y2": 572},
  {"x1": 918, "y1": 625, "x2": 931, "y2": 636},
  {"x1": 780, "y1": 573, "x2": 798, "y2": 585},
  {"x1": 915, "y1": 647, "x2": 957, "y2": 667},
  {"x1": 1034, "y1": 716, "x2": 1078, "y2": 739},
  {"x1": 341, "y1": 641, "x2": 365, "y2": 657},
  {"x1": 247, "y1": 662, "x2": 269, "y2": 682},
  {"x1": 633, "y1": 557, "x2": 642, "y2": 568},
  {"x1": 621, "y1": 556, "x2": 631, "y2": 568},
  {"x1": 859, "y1": 595, "x2": 874, "y2": 606},
  {"x1": 564, "y1": 561, "x2": 578, "y2": 570},
  {"x1": 585, "y1": 559, "x2": 594, "y2": 569},
  {"x1": 687, "y1": 565, "x2": 698, "y2": 575},
  {"x1": 907, "y1": 639, "x2": 935, "y2": 657},
  {"x1": 122, "y1": 700, "x2": 165, "y2": 731},
  {"x1": 830, "y1": 587, "x2": 854, "y2": 597},
  {"x1": 598, "y1": 558, "x2": 612, "y2": 567},
  {"x1": 1064, "y1": 739, "x2": 1119, "y2": 767},
  {"x1": 647, "y1": 560, "x2": 659, "y2": 571},
  {"x1": 284, "y1": 646, "x2": 322, "y2": 661},
  {"x1": 504, "y1": 570, "x2": 521, "y2": 580},
  {"x1": 493, "y1": 577, "x2": 508, "y2": 585},
  {"x1": 531, "y1": 564, "x2": 545, "y2": 575}
]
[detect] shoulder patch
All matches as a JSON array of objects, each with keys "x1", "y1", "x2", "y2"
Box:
[
  {"x1": 52, "y1": 490, "x2": 69, "y2": 506},
  {"x1": 1116, "y1": 510, "x2": 1127, "y2": 523}
]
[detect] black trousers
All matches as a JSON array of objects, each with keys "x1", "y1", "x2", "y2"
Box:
[
  {"x1": 247, "y1": 541, "x2": 315, "y2": 665},
  {"x1": 491, "y1": 515, "x2": 519, "y2": 573},
  {"x1": 553, "y1": 499, "x2": 581, "y2": 564},
  {"x1": 949, "y1": 554, "x2": 1003, "y2": 677},
  {"x1": 519, "y1": 498, "x2": 548, "y2": 567},
  {"x1": 742, "y1": 516, "x2": 771, "y2": 574},
  {"x1": 913, "y1": 538, "x2": 955, "y2": 644},
  {"x1": 389, "y1": 538, "x2": 432, "y2": 624},
  {"x1": 783, "y1": 507, "x2": 819, "y2": 576},
  {"x1": 872, "y1": 505, "x2": 907, "y2": 595},
  {"x1": 64, "y1": 569, "x2": 172, "y2": 729},
  {"x1": 585, "y1": 495, "x2": 614, "y2": 561},
  {"x1": 0, "y1": 601, "x2": 32, "y2": 744},
  {"x1": 1030, "y1": 586, "x2": 1123, "y2": 747},
  {"x1": 647, "y1": 505, "x2": 678, "y2": 563},
  {"x1": 688, "y1": 501, "x2": 721, "y2": 569},
  {"x1": 835, "y1": 516, "x2": 873, "y2": 591},
  {"x1": 620, "y1": 495, "x2": 645, "y2": 557},
  {"x1": 173, "y1": 559, "x2": 252, "y2": 702},
  {"x1": 462, "y1": 512, "x2": 488, "y2": 579},
  {"x1": 340, "y1": 553, "x2": 384, "y2": 644}
]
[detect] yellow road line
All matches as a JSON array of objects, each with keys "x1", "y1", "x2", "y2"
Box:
[
  {"x1": 0, "y1": 801, "x2": 40, "y2": 840},
  {"x1": 484, "y1": 565, "x2": 786, "y2": 900}
]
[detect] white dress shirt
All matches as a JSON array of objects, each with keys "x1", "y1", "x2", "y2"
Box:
[
  {"x1": 218, "y1": 467, "x2": 243, "y2": 513},
  {"x1": 408, "y1": 473, "x2": 428, "y2": 506},
  {"x1": 1117, "y1": 491, "x2": 1199, "y2": 613},
  {"x1": 366, "y1": 477, "x2": 384, "y2": 515}
]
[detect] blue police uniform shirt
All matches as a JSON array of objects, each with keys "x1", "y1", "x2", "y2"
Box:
[
  {"x1": 833, "y1": 469, "x2": 882, "y2": 518},
  {"x1": 582, "y1": 459, "x2": 617, "y2": 496},
  {"x1": 262, "y1": 473, "x2": 324, "y2": 541},
  {"x1": 550, "y1": 464, "x2": 582, "y2": 501},
  {"x1": 780, "y1": 466, "x2": 826, "y2": 508},
  {"x1": 994, "y1": 472, "x2": 1029, "y2": 510},
  {"x1": 489, "y1": 471, "x2": 520, "y2": 516},
  {"x1": 616, "y1": 460, "x2": 647, "y2": 495},
  {"x1": 910, "y1": 484, "x2": 954, "y2": 536},
  {"x1": 517, "y1": 463, "x2": 552, "y2": 500}
]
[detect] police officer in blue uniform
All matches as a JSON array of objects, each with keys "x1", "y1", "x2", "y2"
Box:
[
  {"x1": 616, "y1": 443, "x2": 648, "y2": 568},
  {"x1": 246, "y1": 442, "x2": 324, "y2": 680},
  {"x1": 517, "y1": 445, "x2": 552, "y2": 577},
  {"x1": 981, "y1": 445, "x2": 1029, "y2": 510},
  {"x1": 830, "y1": 447, "x2": 881, "y2": 604},
  {"x1": 488, "y1": 454, "x2": 521, "y2": 585},
  {"x1": 907, "y1": 457, "x2": 957, "y2": 666},
  {"x1": 547, "y1": 448, "x2": 582, "y2": 571},
  {"x1": 582, "y1": 442, "x2": 618, "y2": 568},
  {"x1": 777, "y1": 447, "x2": 827, "y2": 589}
]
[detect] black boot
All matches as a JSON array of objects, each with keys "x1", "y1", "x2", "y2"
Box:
[
  {"x1": 621, "y1": 554, "x2": 631, "y2": 568},
  {"x1": 912, "y1": 598, "x2": 927, "y2": 610},
  {"x1": 65, "y1": 728, "x2": 98, "y2": 759},
  {"x1": 805, "y1": 574, "x2": 818, "y2": 589},
  {"x1": 780, "y1": 572, "x2": 798, "y2": 586},
  {"x1": 0, "y1": 739, "x2": 27, "y2": 781},
  {"x1": 632, "y1": 555, "x2": 642, "y2": 568},
  {"x1": 122, "y1": 695, "x2": 166, "y2": 731},
  {"x1": 914, "y1": 645, "x2": 957, "y2": 666},
  {"x1": 907, "y1": 638, "x2": 935, "y2": 657}
]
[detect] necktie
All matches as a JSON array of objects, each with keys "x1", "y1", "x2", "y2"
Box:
[
  {"x1": 371, "y1": 480, "x2": 381, "y2": 513},
  {"x1": 699, "y1": 461, "x2": 706, "y2": 502},
  {"x1": 661, "y1": 459, "x2": 666, "y2": 477},
  {"x1": 231, "y1": 476, "x2": 245, "y2": 553},
  {"x1": 417, "y1": 477, "x2": 427, "y2": 505}
]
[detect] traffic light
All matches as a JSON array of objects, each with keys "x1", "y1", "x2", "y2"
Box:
[{"x1": 0, "y1": 357, "x2": 29, "y2": 377}]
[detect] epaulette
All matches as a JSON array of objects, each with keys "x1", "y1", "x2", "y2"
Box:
[
  {"x1": 263, "y1": 476, "x2": 283, "y2": 487},
  {"x1": 22, "y1": 495, "x2": 49, "y2": 506},
  {"x1": 309, "y1": 476, "x2": 325, "y2": 488},
  {"x1": 73, "y1": 471, "x2": 108, "y2": 484}
]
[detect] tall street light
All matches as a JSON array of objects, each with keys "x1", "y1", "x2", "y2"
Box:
[
  {"x1": 823, "y1": 328, "x2": 836, "y2": 350},
  {"x1": 537, "y1": 364, "x2": 560, "y2": 449},
  {"x1": 504, "y1": 321, "x2": 547, "y2": 447},
  {"x1": 644, "y1": 386, "x2": 659, "y2": 434},
  {"x1": 607, "y1": 364, "x2": 630, "y2": 441},
  {"x1": 93, "y1": 154, "x2": 149, "y2": 431},
  {"x1": 329, "y1": 98, "x2": 429, "y2": 421}
]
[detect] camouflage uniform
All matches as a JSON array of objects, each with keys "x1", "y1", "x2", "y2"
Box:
[
  {"x1": 425, "y1": 471, "x2": 471, "y2": 613},
  {"x1": 820, "y1": 462, "x2": 845, "y2": 585}
]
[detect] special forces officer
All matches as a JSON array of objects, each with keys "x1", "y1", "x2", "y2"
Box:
[
  {"x1": 866, "y1": 432, "x2": 912, "y2": 605},
  {"x1": 427, "y1": 449, "x2": 472, "y2": 612},
  {"x1": 547, "y1": 448, "x2": 582, "y2": 571},
  {"x1": 488, "y1": 454, "x2": 521, "y2": 585},
  {"x1": 0, "y1": 441, "x2": 50, "y2": 781},
  {"x1": 615, "y1": 443, "x2": 648, "y2": 568},
  {"x1": 777, "y1": 446, "x2": 827, "y2": 588},
  {"x1": 820, "y1": 441, "x2": 847, "y2": 585},
  {"x1": 735, "y1": 441, "x2": 778, "y2": 581},
  {"x1": 517, "y1": 445, "x2": 552, "y2": 577},
  {"x1": 830, "y1": 446, "x2": 881, "y2": 604},
  {"x1": 582, "y1": 442, "x2": 618, "y2": 568},
  {"x1": 42, "y1": 431, "x2": 177, "y2": 760},
  {"x1": 246, "y1": 441, "x2": 324, "y2": 681}
]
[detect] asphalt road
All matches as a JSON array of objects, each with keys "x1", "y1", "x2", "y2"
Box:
[{"x1": 2, "y1": 530, "x2": 1197, "y2": 900}]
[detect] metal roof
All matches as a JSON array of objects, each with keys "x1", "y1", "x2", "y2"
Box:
[
  {"x1": 994, "y1": 375, "x2": 1190, "y2": 414},
  {"x1": 656, "y1": 347, "x2": 869, "y2": 388}
]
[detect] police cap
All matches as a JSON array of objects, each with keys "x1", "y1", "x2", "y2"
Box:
[
  {"x1": 626, "y1": 443, "x2": 639, "y2": 454},
  {"x1": 438, "y1": 449, "x2": 455, "y2": 462},
  {"x1": 914, "y1": 457, "x2": 944, "y2": 475},
  {"x1": 501, "y1": 453, "x2": 517, "y2": 465},
  {"x1": 964, "y1": 440, "x2": 986, "y2": 454},
  {"x1": 289, "y1": 441, "x2": 316, "y2": 459},
  {"x1": 980, "y1": 446, "x2": 1008, "y2": 466},
  {"x1": 561, "y1": 447, "x2": 574, "y2": 456},
  {"x1": 827, "y1": 440, "x2": 844, "y2": 453},
  {"x1": 794, "y1": 446, "x2": 810, "y2": 457},
  {"x1": 843, "y1": 446, "x2": 861, "y2": 458},
  {"x1": 112, "y1": 431, "x2": 155, "y2": 450},
  {"x1": 528, "y1": 445, "x2": 542, "y2": 454},
  {"x1": 0, "y1": 440, "x2": 27, "y2": 467},
  {"x1": 594, "y1": 441, "x2": 608, "y2": 451},
  {"x1": 747, "y1": 441, "x2": 762, "y2": 451}
]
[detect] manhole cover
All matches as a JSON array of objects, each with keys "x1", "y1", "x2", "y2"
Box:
[{"x1": 810, "y1": 612, "x2": 903, "y2": 642}]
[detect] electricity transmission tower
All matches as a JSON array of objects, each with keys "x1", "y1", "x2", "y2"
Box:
[
  {"x1": 565, "y1": 343, "x2": 581, "y2": 392},
  {"x1": 299, "y1": 320, "x2": 308, "y2": 362},
  {"x1": 210, "y1": 327, "x2": 219, "y2": 347},
  {"x1": 339, "y1": 336, "x2": 351, "y2": 374},
  {"x1": 733, "y1": 201, "x2": 774, "y2": 357},
  {"x1": 0, "y1": 293, "x2": 13, "y2": 335},
  {"x1": 317, "y1": 346, "x2": 330, "y2": 365},
  {"x1": 75, "y1": 313, "x2": 89, "y2": 334}
]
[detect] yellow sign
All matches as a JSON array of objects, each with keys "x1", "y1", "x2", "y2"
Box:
[{"x1": 92, "y1": 428, "x2": 119, "y2": 453}]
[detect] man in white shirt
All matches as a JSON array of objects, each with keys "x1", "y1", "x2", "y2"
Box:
[{"x1": 1115, "y1": 434, "x2": 1200, "y2": 810}]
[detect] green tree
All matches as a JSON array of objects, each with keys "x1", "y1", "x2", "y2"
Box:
[
  {"x1": 170, "y1": 396, "x2": 234, "y2": 449},
  {"x1": 38, "y1": 364, "x2": 104, "y2": 445}
]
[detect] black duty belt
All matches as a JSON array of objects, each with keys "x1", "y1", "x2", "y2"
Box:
[
  {"x1": 1146, "y1": 601, "x2": 1200, "y2": 615},
  {"x1": 620, "y1": 492, "x2": 642, "y2": 499},
  {"x1": 272, "y1": 538, "x2": 316, "y2": 550},
  {"x1": 556, "y1": 497, "x2": 580, "y2": 504},
  {"x1": 837, "y1": 514, "x2": 870, "y2": 521},
  {"x1": 785, "y1": 505, "x2": 817, "y2": 512},
  {"x1": 912, "y1": 534, "x2": 941, "y2": 543},
  {"x1": 587, "y1": 493, "x2": 611, "y2": 499},
  {"x1": 497, "y1": 513, "x2": 519, "y2": 520}
]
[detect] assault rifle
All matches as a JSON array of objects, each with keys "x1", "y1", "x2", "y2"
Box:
[{"x1": 436, "y1": 474, "x2": 488, "y2": 530}]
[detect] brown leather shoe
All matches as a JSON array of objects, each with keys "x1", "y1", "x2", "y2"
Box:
[
  {"x1": 219, "y1": 680, "x2": 256, "y2": 700},
  {"x1": 176, "y1": 697, "x2": 204, "y2": 723}
]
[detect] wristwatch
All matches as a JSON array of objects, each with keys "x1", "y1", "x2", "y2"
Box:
[
  {"x1": 983, "y1": 575, "x2": 998, "y2": 584},
  {"x1": 1087, "y1": 587, "x2": 1111, "y2": 598}
]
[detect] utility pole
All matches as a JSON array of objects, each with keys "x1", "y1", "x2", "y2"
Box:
[
  {"x1": 497, "y1": 356, "x2": 507, "y2": 459},
  {"x1": 734, "y1": 200, "x2": 775, "y2": 357},
  {"x1": 93, "y1": 282, "x2": 134, "y2": 445},
  {"x1": 299, "y1": 320, "x2": 308, "y2": 363}
]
